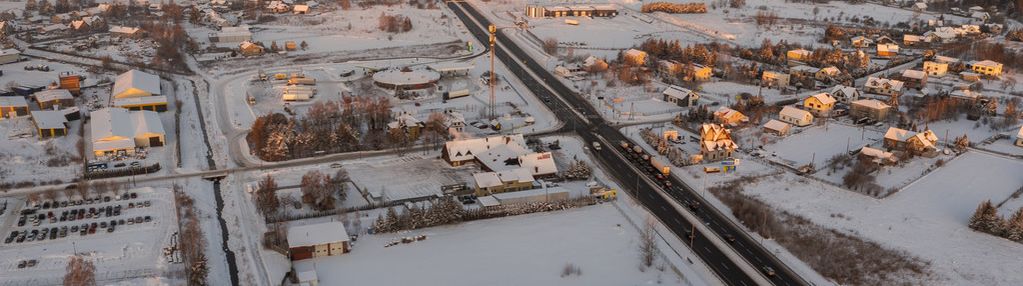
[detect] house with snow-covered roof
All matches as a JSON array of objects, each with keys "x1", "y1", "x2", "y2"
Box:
[
  {"x1": 802, "y1": 93, "x2": 836, "y2": 116},
  {"x1": 287, "y1": 221, "x2": 349, "y2": 261},
  {"x1": 1016, "y1": 126, "x2": 1023, "y2": 147},
  {"x1": 109, "y1": 25, "x2": 143, "y2": 38},
  {"x1": 786, "y1": 48, "x2": 811, "y2": 62},
  {"x1": 864, "y1": 77, "x2": 904, "y2": 97},
  {"x1": 622, "y1": 49, "x2": 647, "y2": 66},
  {"x1": 662, "y1": 85, "x2": 699, "y2": 107},
  {"x1": 830, "y1": 85, "x2": 860, "y2": 104},
  {"x1": 778, "y1": 106, "x2": 813, "y2": 127},
  {"x1": 923, "y1": 61, "x2": 948, "y2": 77},
  {"x1": 883, "y1": 127, "x2": 938, "y2": 156},
  {"x1": 815, "y1": 66, "x2": 841, "y2": 81},
  {"x1": 713, "y1": 106, "x2": 748, "y2": 126},
  {"x1": 699, "y1": 123, "x2": 737, "y2": 162},
  {"x1": 473, "y1": 168, "x2": 534, "y2": 195},
  {"x1": 762, "y1": 119, "x2": 790, "y2": 136},
  {"x1": 850, "y1": 99, "x2": 891, "y2": 122},
  {"x1": 112, "y1": 70, "x2": 167, "y2": 111},
  {"x1": 762, "y1": 71, "x2": 789, "y2": 88},
  {"x1": 90, "y1": 108, "x2": 165, "y2": 156},
  {"x1": 899, "y1": 69, "x2": 928, "y2": 89},
  {"x1": 969, "y1": 60, "x2": 1002, "y2": 77}
]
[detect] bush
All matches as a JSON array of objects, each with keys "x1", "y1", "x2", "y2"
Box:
[{"x1": 640, "y1": 2, "x2": 707, "y2": 14}]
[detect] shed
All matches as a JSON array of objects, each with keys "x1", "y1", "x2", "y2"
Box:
[{"x1": 31, "y1": 110, "x2": 69, "y2": 138}]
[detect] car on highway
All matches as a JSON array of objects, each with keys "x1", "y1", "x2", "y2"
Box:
[
  {"x1": 330, "y1": 163, "x2": 343, "y2": 168},
  {"x1": 724, "y1": 234, "x2": 736, "y2": 243},
  {"x1": 762, "y1": 266, "x2": 776, "y2": 276},
  {"x1": 591, "y1": 142, "x2": 602, "y2": 151}
]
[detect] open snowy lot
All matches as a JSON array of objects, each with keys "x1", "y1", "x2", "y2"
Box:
[
  {"x1": 762, "y1": 122, "x2": 881, "y2": 168},
  {"x1": 0, "y1": 117, "x2": 83, "y2": 188},
  {"x1": 730, "y1": 150, "x2": 1023, "y2": 285},
  {"x1": 294, "y1": 203, "x2": 684, "y2": 286}
]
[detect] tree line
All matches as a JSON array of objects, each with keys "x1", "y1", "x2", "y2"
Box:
[{"x1": 969, "y1": 199, "x2": 1023, "y2": 242}]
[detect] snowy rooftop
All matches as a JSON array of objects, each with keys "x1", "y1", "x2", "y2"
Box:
[
  {"x1": 851, "y1": 99, "x2": 890, "y2": 110},
  {"x1": 763, "y1": 119, "x2": 790, "y2": 132},
  {"x1": 780, "y1": 106, "x2": 811, "y2": 119},
  {"x1": 287, "y1": 221, "x2": 349, "y2": 248},
  {"x1": 113, "y1": 69, "x2": 161, "y2": 98},
  {"x1": 445, "y1": 134, "x2": 527, "y2": 163},
  {"x1": 518, "y1": 152, "x2": 557, "y2": 176},
  {"x1": 113, "y1": 95, "x2": 169, "y2": 107},
  {"x1": 109, "y1": 25, "x2": 140, "y2": 34},
  {"x1": 0, "y1": 96, "x2": 28, "y2": 107},
  {"x1": 0, "y1": 49, "x2": 20, "y2": 56},
  {"x1": 884, "y1": 127, "x2": 915, "y2": 142},
  {"x1": 90, "y1": 108, "x2": 165, "y2": 141},
  {"x1": 807, "y1": 93, "x2": 836, "y2": 105},
  {"x1": 662, "y1": 85, "x2": 695, "y2": 100},
  {"x1": 427, "y1": 61, "x2": 475, "y2": 73},
  {"x1": 372, "y1": 68, "x2": 440, "y2": 86},
  {"x1": 972, "y1": 60, "x2": 1002, "y2": 68},
  {"x1": 31, "y1": 110, "x2": 68, "y2": 129},
  {"x1": 901, "y1": 69, "x2": 926, "y2": 80},
  {"x1": 33, "y1": 89, "x2": 73, "y2": 103},
  {"x1": 865, "y1": 77, "x2": 904, "y2": 91},
  {"x1": 492, "y1": 187, "x2": 570, "y2": 202}
]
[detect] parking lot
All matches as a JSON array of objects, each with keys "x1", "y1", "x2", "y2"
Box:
[{"x1": 0, "y1": 187, "x2": 178, "y2": 285}]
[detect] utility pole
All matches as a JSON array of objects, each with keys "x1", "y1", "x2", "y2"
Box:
[{"x1": 488, "y1": 24, "x2": 497, "y2": 120}]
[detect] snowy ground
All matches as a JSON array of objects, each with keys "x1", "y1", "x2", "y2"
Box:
[
  {"x1": 295, "y1": 203, "x2": 686, "y2": 286},
  {"x1": 762, "y1": 122, "x2": 881, "y2": 168}
]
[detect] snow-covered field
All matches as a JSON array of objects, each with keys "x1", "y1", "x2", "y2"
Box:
[
  {"x1": 295, "y1": 203, "x2": 685, "y2": 286},
  {"x1": 762, "y1": 122, "x2": 882, "y2": 168}
]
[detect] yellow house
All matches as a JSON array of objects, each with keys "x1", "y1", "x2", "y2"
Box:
[
  {"x1": 787, "y1": 49, "x2": 811, "y2": 61},
  {"x1": 688, "y1": 64, "x2": 712, "y2": 81},
  {"x1": 112, "y1": 69, "x2": 161, "y2": 99},
  {"x1": 923, "y1": 61, "x2": 948, "y2": 76},
  {"x1": 623, "y1": 49, "x2": 647, "y2": 66},
  {"x1": 970, "y1": 60, "x2": 1003, "y2": 77},
  {"x1": 473, "y1": 168, "x2": 535, "y2": 196},
  {"x1": 803, "y1": 93, "x2": 837, "y2": 116}
]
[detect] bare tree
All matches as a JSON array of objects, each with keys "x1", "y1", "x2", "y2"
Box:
[
  {"x1": 63, "y1": 255, "x2": 95, "y2": 286},
  {"x1": 255, "y1": 175, "x2": 281, "y2": 217},
  {"x1": 638, "y1": 219, "x2": 658, "y2": 269}
]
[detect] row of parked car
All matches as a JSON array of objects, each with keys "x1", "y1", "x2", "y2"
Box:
[
  {"x1": 6, "y1": 215, "x2": 153, "y2": 244},
  {"x1": 19, "y1": 193, "x2": 142, "y2": 227}
]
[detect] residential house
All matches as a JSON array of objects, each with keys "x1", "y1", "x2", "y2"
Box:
[
  {"x1": 239, "y1": 41, "x2": 264, "y2": 56},
  {"x1": 0, "y1": 49, "x2": 21, "y2": 65},
  {"x1": 387, "y1": 113, "x2": 425, "y2": 140},
  {"x1": 90, "y1": 108, "x2": 165, "y2": 156},
  {"x1": 109, "y1": 26, "x2": 143, "y2": 38},
  {"x1": 830, "y1": 85, "x2": 861, "y2": 104},
  {"x1": 778, "y1": 106, "x2": 813, "y2": 127},
  {"x1": 473, "y1": 168, "x2": 534, "y2": 195},
  {"x1": 790, "y1": 65, "x2": 820, "y2": 79},
  {"x1": 31, "y1": 110, "x2": 68, "y2": 138},
  {"x1": 287, "y1": 222, "x2": 350, "y2": 261},
  {"x1": 583, "y1": 56, "x2": 608, "y2": 71},
  {"x1": 33, "y1": 89, "x2": 74, "y2": 110},
  {"x1": 787, "y1": 48, "x2": 811, "y2": 62},
  {"x1": 60, "y1": 72, "x2": 83, "y2": 96},
  {"x1": 864, "y1": 77, "x2": 904, "y2": 97},
  {"x1": 293, "y1": 4, "x2": 310, "y2": 14},
  {"x1": 0, "y1": 96, "x2": 29, "y2": 119},
  {"x1": 762, "y1": 119, "x2": 791, "y2": 136},
  {"x1": 971, "y1": 11, "x2": 990, "y2": 22},
  {"x1": 662, "y1": 85, "x2": 699, "y2": 107},
  {"x1": 443, "y1": 110, "x2": 466, "y2": 135},
  {"x1": 762, "y1": 71, "x2": 790, "y2": 88},
  {"x1": 699, "y1": 124, "x2": 737, "y2": 162},
  {"x1": 970, "y1": 60, "x2": 1002, "y2": 77},
  {"x1": 859, "y1": 146, "x2": 897, "y2": 165},
  {"x1": 851, "y1": 36, "x2": 872, "y2": 48},
  {"x1": 903, "y1": 34, "x2": 921, "y2": 46},
  {"x1": 815, "y1": 66, "x2": 841, "y2": 81},
  {"x1": 899, "y1": 69, "x2": 928, "y2": 89},
  {"x1": 923, "y1": 61, "x2": 948, "y2": 76},
  {"x1": 687, "y1": 64, "x2": 712, "y2": 81},
  {"x1": 949, "y1": 89, "x2": 981, "y2": 103},
  {"x1": 883, "y1": 127, "x2": 938, "y2": 156},
  {"x1": 266, "y1": 1, "x2": 290, "y2": 13},
  {"x1": 443, "y1": 134, "x2": 527, "y2": 167},
  {"x1": 913, "y1": 2, "x2": 927, "y2": 11},
  {"x1": 713, "y1": 106, "x2": 748, "y2": 126},
  {"x1": 876, "y1": 43, "x2": 900, "y2": 57},
  {"x1": 875, "y1": 35, "x2": 895, "y2": 45},
  {"x1": 960, "y1": 71, "x2": 982, "y2": 82},
  {"x1": 658, "y1": 60, "x2": 681, "y2": 75},
  {"x1": 850, "y1": 99, "x2": 891, "y2": 122},
  {"x1": 802, "y1": 93, "x2": 836, "y2": 116},
  {"x1": 622, "y1": 49, "x2": 647, "y2": 66}
]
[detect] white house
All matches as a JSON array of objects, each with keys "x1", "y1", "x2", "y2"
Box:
[
  {"x1": 864, "y1": 77, "x2": 904, "y2": 97},
  {"x1": 830, "y1": 85, "x2": 860, "y2": 103},
  {"x1": 762, "y1": 119, "x2": 791, "y2": 136},
  {"x1": 662, "y1": 85, "x2": 699, "y2": 107},
  {"x1": 778, "y1": 106, "x2": 813, "y2": 127}
]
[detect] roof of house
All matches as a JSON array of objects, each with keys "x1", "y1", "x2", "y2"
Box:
[
  {"x1": 901, "y1": 69, "x2": 927, "y2": 80},
  {"x1": 788, "y1": 48, "x2": 811, "y2": 56},
  {"x1": 831, "y1": 85, "x2": 859, "y2": 98},
  {"x1": 293, "y1": 4, "x2": 309, "y2": 11},
  {"x1": 865, "y1": 77, "x2": 904, "y2": 91},
  {"x1": 933, "y1": 56, "x2": 958, "y2": 64},
  {"x1": 445, "y1": 134, "x2": 527, "y2": 164},
  {"x1": 819, "y1": 66, "x2": 840, "y2": 75},
  {"x1": 90, "y1": 108, "x2": 165, "y2": 141},
  {"x1": 884, "y1": 127, "x2": 914, "y2": 142},
  {"x1": 109, "y1": 25, "x2": 140, "y2": 34},
  {"x1": 972, "y1": 60, "x2": 1002, "y2": 68},
  {"x1": 1017, "y1": 126, "x2": 1023, "y2": 139},
  {"x1": 763, "y1": 119, "x2": 790, "y2": 133},
  {"x1": 112, "y1": 95, "x2": 169, "y2": 107},
  {"x1": 492, "y1": 187, "x2": 570, "y2": 203},
  {"x1": 287, "y1": 221, "x2": 349, "y2": 248},
  {"x1": 0, "y1": 96, "x2": 28, "y2": 107},
  {"x1": 791, "y1": 65, "x2": 820, "y2": 73},
  {"x1": 950, "y1": 89, "x2": 980, "y2": 99},
  {"x1": 713, "y1": 106, "x2": 748, "y2": 123},
  {"x1": 700, "y1": 124, "x2": 737, "y2": 152},
  {"x1": 662, "y1": 85, "x2": 695, "y2": 100},
  {"x1": 860, "y1": 146, "x2": 894, "y2": 159},
  {"x1": 113, "y1": 69, "x2": 161, "y2": 97},
  {"x1": 31, "y1": 110, "x2": 68, "y2": 129},
  {"x1": 877, "y1": 43, "x2": 900, "y2": 53},
  {"x1": 473, "y1": 172, "x2": 503, "y2": 188},
  {"x1": 780, "y1": 106, "x2": 812, "y2": 119},
  {"x1": 33, "y1": 89, "x2": 73, "y2": 103},
  {"x1": 851, "y1": 99, "x2": 890, "y2": 110},
  {"x1": 806, "y1": 93, "x2": 836, "y2": 105},
  {"x1": 518, "y1": 152, "x2": 557, "y2": 176}
]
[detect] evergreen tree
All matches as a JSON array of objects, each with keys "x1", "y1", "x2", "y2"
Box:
[
  {"x1": 969, "y1": 200, "x2": 991, "y2": 231},
  {"x1": 1005, "y1": 208, "x2": 1023, "y2": 241}
]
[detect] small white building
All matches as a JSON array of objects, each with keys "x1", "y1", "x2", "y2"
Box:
[
  {"x1": 662, "y1": 85, "x2": 699, "y2": 107},
  {"x1": 830, "y1": 85, "x2": 860, "y2": 103},
  {"x1": 864, "y1": 77, "x2": 904, "y2": 97},
  {"x1": 762, "y1": 119, "x2": 791, "y2": 136},
  {"x1": 778, "y1": 106, "x2": 813, "y2": 127},
  {"x1": 287, "y1": 221, "x2": 350, "y2": 261}
]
